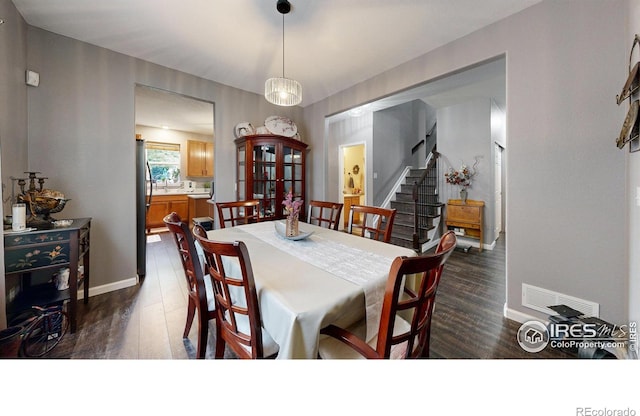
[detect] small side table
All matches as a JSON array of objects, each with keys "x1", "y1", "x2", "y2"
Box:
[
  {"x1": 445, "y1": 199, "x2": 484, "y2": 252},
  {"x1": 3, "y1": 218, "x2": 91, "y2": 333}
]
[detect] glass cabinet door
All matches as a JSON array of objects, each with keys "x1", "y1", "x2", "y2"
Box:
[
  {"x1": 252, "y1": 144, "x2": 277, "y2": 218},
  {"x1": 237, "y1": 145, "x2": 246, "y2": 200},
  {"x1": 283, "y1": 145, "x2": 304, "y2": 217}
]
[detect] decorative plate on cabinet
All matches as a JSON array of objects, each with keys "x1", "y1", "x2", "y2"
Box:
[
  {"x1": 264, "y1": 116, "x2": 297, "y2": 137},
  {"x1": 234, "y1": 122, "x2": 255, "y2": 138}
]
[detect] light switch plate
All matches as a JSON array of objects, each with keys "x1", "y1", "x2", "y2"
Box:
[{"x1": 25, "y1": 70, "x2": 39, "y2": 87}]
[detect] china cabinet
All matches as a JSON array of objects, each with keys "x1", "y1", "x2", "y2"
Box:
[{"x1": 235, "y1": 134, "x2": 307, "y2": 221}]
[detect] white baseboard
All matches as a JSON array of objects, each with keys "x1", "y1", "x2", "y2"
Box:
[
  {"x1": 503, "y1": 303, "x2": 548, "y2": 324},
  {"x1": 455, "y1": 236, "x2": 496, "y2": 251},
  {"x1": 77, "y1": 276, "x2": 138, "y2": 300}
]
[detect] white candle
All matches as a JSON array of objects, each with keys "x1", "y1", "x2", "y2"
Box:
[{"x1": 12, "y1": 203, "x2": 26, "y2": 231}]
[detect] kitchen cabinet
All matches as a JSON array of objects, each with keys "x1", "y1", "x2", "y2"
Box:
[
  {"x1": 188, "y1": 195, "x2": 212, "y2": 225},
  {"x1": 146, "y1": 194, "x2": 189, "y2": 231},
  {"x1": 445, "y1": 199, "x2": 484, "y2": 252},
  {"x1": 4, "y1": 218, "x2": 91, "y2": 333},
  {"x1": 235, "y1": 134, "x2": 307, "y2": 221},
  {"x1": 187, "y1": 140, "x2": 214, "y2": 177},
  {"x1": 342, "y1": 194, "x2": 363, "y2": 228}
]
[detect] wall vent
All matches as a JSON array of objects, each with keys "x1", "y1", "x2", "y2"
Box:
[{"x1": 522, "y1": 283, "x2": 599, "y2": 317}]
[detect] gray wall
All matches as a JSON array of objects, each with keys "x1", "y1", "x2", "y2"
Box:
[
  {"x1": 438, "y1": 97, "x2": 497, "y2": 246},
  {"x1": 372, "y1": 102, "x2": 415, "y2": 205},
  {"x1": 0, "y1": 0, "x2": 28, "y2": 328},
  {"x1": 21, "y1": 26, "x2": 303, "y2": 294},
  {"x1": 303, "y1": 0, "x2": 629, "y2": 324},
  {"x1": 371, "y1": 100, "x2": 431, "y2": 206},
  {"x1": 327, "y1": 100, "x2": 436, "y2": 210}
]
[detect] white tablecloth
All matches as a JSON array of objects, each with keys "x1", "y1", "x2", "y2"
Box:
[{"x1": 204, "y1": 221, "x2": 416, "y2": 359}]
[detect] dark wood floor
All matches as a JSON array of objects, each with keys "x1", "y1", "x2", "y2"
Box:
[{"x1": 44, "y1": 231, "x2": 572, "y2": 359}]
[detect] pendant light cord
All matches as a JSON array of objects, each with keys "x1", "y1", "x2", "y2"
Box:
[{"x1": 282, "y1": 14, "x2": 285, "y2": 78}]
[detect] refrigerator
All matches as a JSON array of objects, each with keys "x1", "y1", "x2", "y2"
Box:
[{"x1": 135, "y1": 136, "x2": 152, "y2": 278}]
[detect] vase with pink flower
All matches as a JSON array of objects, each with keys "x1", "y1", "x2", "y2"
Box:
[{"x1": 282, "y1": 190, "x2": 303, "y2": 237}]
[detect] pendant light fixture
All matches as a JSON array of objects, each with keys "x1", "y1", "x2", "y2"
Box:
[{"x1": 265, "y1": 0, "x2": 302, "y2": 106}]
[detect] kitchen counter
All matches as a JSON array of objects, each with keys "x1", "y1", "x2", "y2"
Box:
[
  {"x1": 147, "y1": 188, "x2": 210, "y2": 197},
  {"x1": 187, "y1": 193, "x2": 212, "y2": 199},
  {"x1": 145, "y1": 191, "x2": 211, "y2": 230}
]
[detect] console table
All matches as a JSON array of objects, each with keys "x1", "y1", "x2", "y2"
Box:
[
  {"x1": 445, "y1": 199, "x2": 484, "y2": 252},
  {"x1": 4, "y1": 218, "x2": 91, "y2": 333}
]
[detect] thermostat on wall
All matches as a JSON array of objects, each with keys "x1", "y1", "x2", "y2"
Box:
[{"x1": 25, "y1": 70, "x2": 39, "y2": 87}]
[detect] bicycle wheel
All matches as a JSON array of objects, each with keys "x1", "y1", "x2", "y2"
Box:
[{"x1": 20, "y1": 309, "x2": 69, "y2": 357}]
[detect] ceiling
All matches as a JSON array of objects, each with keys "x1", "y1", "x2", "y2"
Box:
[
  {"x1": 135, "y1": 86, "x2": 215, "y2": 135},
  {"x1": 12, "y1": 0, "x2": 538, "y2": 108}
]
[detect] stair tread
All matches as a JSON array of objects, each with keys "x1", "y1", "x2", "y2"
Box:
[
  {"x1": 387, "y1": 162, "x2": 441, "y2": 250},
  {"x1": 391, "y1": 224, "x2": 436, "y2": 235},
  {"x1": 393, "y1": 210, "x2": 441, "y2": 216},
  {"x1": 392, "y1": 200, "x2": 444, "y2": 206},
  {"x1": 390, "y1": 235, "x2": 430, "y2": 244},
  {"x1": 392, "y1": 229, "x2": 435, "y2": 236}
]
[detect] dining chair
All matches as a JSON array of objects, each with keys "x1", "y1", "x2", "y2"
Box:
[
  {"x1": 318, "y1": 231, "x2": 457, "y2": 359},
  {"x1": 347, "y1": 205, "x2": 397, "y2": 243},
  {"x1": 163, "y1": 212, "x2": 216, "y2": 359},
  {"x1": 307, "y1": 200, "x2": 343, "y2": 231},
  {"x1": 192, "y1": 227, "x2": 279, "y2": 359},
  {"x1": 215, "y1": 200, "x2": 260, "y2": 229}
]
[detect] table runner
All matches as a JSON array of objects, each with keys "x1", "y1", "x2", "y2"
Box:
[{"x1": 239, "y1": 221, "x2": 394, "y2": 339}]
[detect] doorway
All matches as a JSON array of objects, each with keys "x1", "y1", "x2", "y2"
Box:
[
  {"x1": 339, "y1": 143, "x2": 366, "y2": 228},
  {"x1": 134, "y1": 85, "x2": 215, "y2": 278}
]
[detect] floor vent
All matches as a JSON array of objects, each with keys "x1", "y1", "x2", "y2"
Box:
[{"x1": 522, "y1": 284, "x2": 599, "y2": 317}]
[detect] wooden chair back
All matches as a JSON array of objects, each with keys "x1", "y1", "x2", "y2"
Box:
[
  {"x1": 163, "y1": 212, "x2": 214, "y2": 358},
  {"x1": 307, "y1": 200, "x2": 343, "y2": 231},
  {"x1": 347, "y1": 205, "x2": 397, "y2": 243},
  {"x1": 192, "y1": 230, "x2": 269, "y2": 359},
  {"x1": 215, "y1": 200, "x2": 260, "y2": 229},
  {"x1": 376, "y1": 230, "x2": 457, "y2": 358},
  {"x1": 320, "y1": 231, "x2": 457, "y2": 359}
]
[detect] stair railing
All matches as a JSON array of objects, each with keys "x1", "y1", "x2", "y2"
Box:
[{"x1": 411, "y1": 143, "x2": 440, "y2": 252}]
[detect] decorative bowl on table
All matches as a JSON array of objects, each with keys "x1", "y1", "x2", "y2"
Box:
[
  {"x1": 18, "y1": 189, "x2": 70, "y2": 226},
  {"x1": 274, "y1": 221, "x2": 314, "y2": 241}
]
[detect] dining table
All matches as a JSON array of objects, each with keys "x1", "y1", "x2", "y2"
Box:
[{"x1": 203, "y1": 219, "x2": 417, "y2": 359}]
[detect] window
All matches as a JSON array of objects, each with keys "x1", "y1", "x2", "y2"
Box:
[{"x1": 146, "y1": 141, "x2": 181, "y2": 184}]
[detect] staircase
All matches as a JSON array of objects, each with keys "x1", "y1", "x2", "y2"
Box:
[{"x1": 389, "y1": 154, "x2": 444, "y2": 252}]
